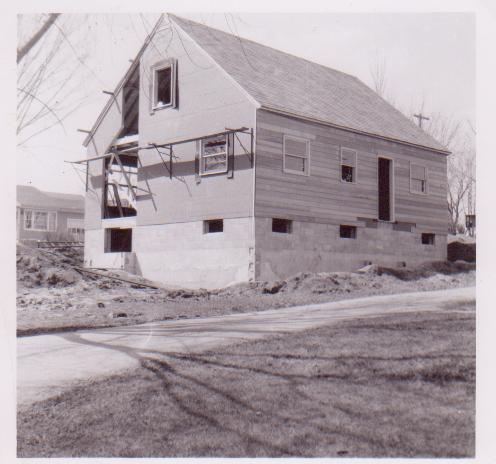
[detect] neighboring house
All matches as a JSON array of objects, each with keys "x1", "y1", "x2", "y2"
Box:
[
  {"x1": 17, "y1": 185, "x2": 85, "y2": 243},
  {"x1": 80, "y1": 14, "x2": 449, "y2": 289}
]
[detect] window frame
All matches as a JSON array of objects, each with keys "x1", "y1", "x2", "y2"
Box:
[
  {"x1": 150, "y1": 59, "x2": 177, "y2": 111},
  {"x1": 283, "y1": 134, "x2": 310, "y2": 176},
  {"x1": 340, "y1": 147, "x2": 357, "y2": 184},
  {"x1": 23, "y1": 209, "x2": 57, "y2": 232},
  {"x1": 200, "y1": 135, "x2": 229, "y2": 176},
  {"x1": 410, "y1": 162, "x2": 428, "y2": 195}
]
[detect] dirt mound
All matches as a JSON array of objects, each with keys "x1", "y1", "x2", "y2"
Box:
[
  {"x1": 448, "y1": 241, "x2": 476, "y2": 263},
  {"x1": 377, "y1": 261, "x2": 475, "y2": 281},
  {"x1": 17, "y1": 245, "x2": 85, "y2": 288}
]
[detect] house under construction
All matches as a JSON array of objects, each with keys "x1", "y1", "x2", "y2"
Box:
[{"x1": 77, "y1": 14, "x2": 449, "y2": 289}]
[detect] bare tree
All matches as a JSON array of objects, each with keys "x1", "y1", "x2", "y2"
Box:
[
  {"x1": 424, "y1": 113, "x2": 475, "y2": 234},
  {"x1": 16, "y1": 14, "x2": 107, "y2": 146},
  {"x1": 370, "y1": 55, "x2": 387, "y2": 98},
  {"x1": 17, "y1": 13, "x2": 60, "y2": 64}
]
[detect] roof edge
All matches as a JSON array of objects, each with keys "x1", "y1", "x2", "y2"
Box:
[
  {"x1": 260, "y1": 105, "x2": 451, "y2": 155},
  {"x1": 82, "y1": 14, "x2": 165, "y2": 148},
  {"x1": 168, "y1": 14, "x2": 261, "y2": 110}
]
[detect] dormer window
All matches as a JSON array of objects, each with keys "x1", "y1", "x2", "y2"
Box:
[{"x1": 151, "y1": 59, "x2": 178, "y2": 111}]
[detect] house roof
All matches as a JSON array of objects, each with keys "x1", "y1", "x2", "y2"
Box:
[
  {"x1": 170, "y1": 15, "x2": 448, "y2": 154},
  {"x1": 17, "y1": 185, "x2": 85, "y2": 212}
]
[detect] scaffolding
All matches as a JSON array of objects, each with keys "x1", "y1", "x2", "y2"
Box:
[{"x1": 68, "y1": 126, "x2": 254, "y2": 218}]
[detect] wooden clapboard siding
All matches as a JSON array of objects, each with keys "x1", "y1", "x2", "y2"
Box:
[{"x1": 255, "y1": 109, "x2": 448, "y2": 234}]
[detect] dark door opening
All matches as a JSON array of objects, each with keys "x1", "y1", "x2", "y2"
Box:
[{"x1": 378, "y1": 158, "x2": 392, "y2": 221}]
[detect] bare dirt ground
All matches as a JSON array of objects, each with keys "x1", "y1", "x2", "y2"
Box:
[
  {"x1": 17, "y1": 308, "x2": 475, "y2": 458},
  {"x1": 17, "y1": 243, "x2": 476, "y2": 335}
]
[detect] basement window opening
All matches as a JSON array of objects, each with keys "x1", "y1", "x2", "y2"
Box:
[
  {"x1": 103, "y1": 153, "x2": 138, "y2": 219},
  {"x1": 200, "y1": 136, "x2": 228, "y2": 175},
  {"x1": 283, "y1": 134, "x2": 309, "y2": 175},
  {"x1": 340, "y1": 225, "x2": 357, "y2": 239},
  {"x1": 341, "y1": 148, "x2": 357, "y2": 183},
  {"x1": 105, "y1": 228, "x2": 132, "y2": 252},
  {"x1": 421, "y1": 233, "x2": 435, "y2": 245},
  {"x1": 272, "y1": 218, "x2": 292, "y2": 234},
  {"x1": 204, "y1": 219, "x2": 224, "y2": 234}
]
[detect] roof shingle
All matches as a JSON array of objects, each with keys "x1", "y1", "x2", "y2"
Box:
[{"x1": 170, "y1": 15, "x2": 448, "y2": 153}]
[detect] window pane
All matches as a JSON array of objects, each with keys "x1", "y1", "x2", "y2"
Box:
[
  {"x1": 204, "y1": 154, "x2": 227, "y2": 173},
  {"x1": 411, "y1": 164, "x2": 426, "y2": 180},
  {"x1": 285, "y1": 154, "x2": 306, "y2": 172},
  {"x1": 411, "y1": 178, "x2": 425, "y2": 193},
  {"x1": 285, "y1": 138, "x2": 307, "y2": 156},
  {"x1": 156, "y1": 67, "x2": 171, "y2": 106},
  {"x1": 341, "y1": 149, "x2": 356, "y2": 167},
  {"x1": 24, "y1": 210, "x2": 32, "y2": 229},
  {"x1": 342, "y1": 165, "x2": 354, "y2": 182},
  {"x1": 202, "y1": 137, "x2": 227, "y2": 173},
  {"x1": 33, "y1": 211, "x2": 48, "y2": 230}
]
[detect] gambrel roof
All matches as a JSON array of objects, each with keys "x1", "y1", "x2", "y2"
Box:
[{"x1": 170, "y1": 15, "x2": 448, "y2": 153}]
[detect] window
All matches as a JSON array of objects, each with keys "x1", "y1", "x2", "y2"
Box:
[
  {"x1": 105, "y1": 228, "x2": 132, "y2": 252},
  {"x1": 272, "y1": 218, "x2": 292, "y2": 234},
  {"x1": 24, "y1": 210, "x2": 56, "y2": 231},
  {"x1": 341, "y1": 148, "x2": 357, "y2": 183},
  {"x1": 283, "y1": 135, "x2": 310, "y2": 175},
  {"x1": 200, "y1": 136, "x2": 228, "y2": 175},
  {"x1": 151, "y1": 59, "x2": 177, "y2": 110},
  {"x1": 421, "y1": 233, "x2": 435, "y2": 245},
  {"x1": 67, "y1": 218, "x2": 84, "y2": 241},
  {"x1": 204, "y1": 219, "x2": 224, "y2": 234},
  {"x1": 340, "y1": 225, "x2": 357, "y2": 239},
  {"x1": 410, "y1": 164, "x2": 427, "y2": 194}
]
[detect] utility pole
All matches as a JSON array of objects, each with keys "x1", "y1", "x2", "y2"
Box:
[{"x1": 413, "y1": 112, "x2": 430, "y2": 129}]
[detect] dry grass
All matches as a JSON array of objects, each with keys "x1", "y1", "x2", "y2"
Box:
[{"x1": 18, "y1": 308, "x2": 475, "y2": 458}]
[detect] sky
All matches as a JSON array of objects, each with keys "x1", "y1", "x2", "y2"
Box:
[{"x1": 16, "y1": 12, "x2": 475, "y2": 195}]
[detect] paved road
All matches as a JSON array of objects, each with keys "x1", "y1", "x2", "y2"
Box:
[{"x1": 17, "y1": 286, "x2": 475, "y2": 406}]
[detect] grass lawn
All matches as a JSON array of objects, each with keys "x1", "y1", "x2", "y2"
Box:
[{"x1": 17, "y1": 307, "x2": 475, "y2": 458}]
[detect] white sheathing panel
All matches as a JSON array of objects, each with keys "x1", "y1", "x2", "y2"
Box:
[{"x1": 136, "y1": 24, "x2": 256, "y2": 225}]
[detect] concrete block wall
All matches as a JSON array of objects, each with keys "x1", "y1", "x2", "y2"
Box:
[
  {"x1": 132, "y1": 217, "x2": 254, "y2": 289},
  {"x1": 254, "y1": 217, "x2": 447, "y2": 281}
]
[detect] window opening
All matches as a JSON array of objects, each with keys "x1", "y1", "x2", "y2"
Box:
[
  {"x1": 340, "y1": 225, "x2": 357, "y2": 239},
  {"x1": 411, "y1": 164, "x2": 427, "y2": 194},
  {"x1": 272, "y1": 218, "x2": 293, "y2": 234},
  {"x1": 283, "y1": 135, "x2": 309, "y2": 175},
  {"x1": 341, "y1": 148, "x2": 357, "y2": 183},
  {"x1": 105, "y1": 228, "x2": 132, "y2": 252},
  {"x1": 201, "y1": 136, "x2": 228, "y2": 175},
  {"x1": 204, "y1": 219, "x2": 224, "y2": 234},
  {"x1": 103, "y1": 153, "x2": 138, "y2": 219},
  {"x1": 421, "y1": 233, "x2": 435, "y2": 245}
]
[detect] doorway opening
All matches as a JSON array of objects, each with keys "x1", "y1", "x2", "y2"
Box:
[{"x1": 378, "y1": 157, "x2": 393, "y2": 221}]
